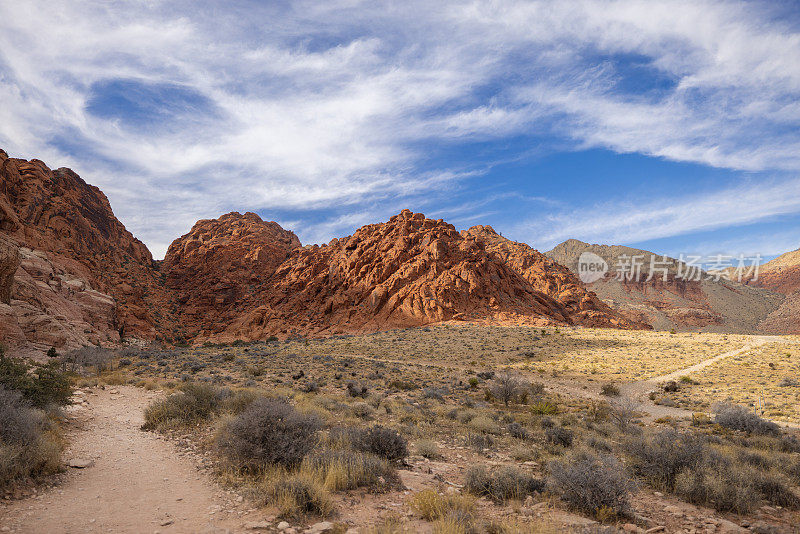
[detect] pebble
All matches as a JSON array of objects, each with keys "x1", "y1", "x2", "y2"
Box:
[
  {"x1": 66, "y1": 458, "x2": 95, "y2": 469},
  {"x1": 307, "y1": 522, "x2": 334, "y2": 533},
  {"x1": 277, "y1": 521, "x2": 290, "y2": 531},
  {"x1": 245, "y1": 522, "x2": 272, "y2": 530}
]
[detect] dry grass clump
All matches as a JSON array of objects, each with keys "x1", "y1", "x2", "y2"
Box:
[
  {"x1": 216, "y1": 397, "x2": 322, "y2": 470},
  {"x1": 468, "y1": 415, "x2": 501, "y2": 435},
  {"x1": 0, "y1": 386, "x2": 63, "y2": 490},
  {"x1": 301, "y1": 449, "x2": 395, "y2": 491},
  {"x1": 267, "y1": 472, "x2": 334, "y2": 518},
  {"x1": 546, "y1": 449, "x2": 634, "y2": 519},
  {"x1": 464, "y1": 465, "x2": 545, "y2": 503},
  {"x1": 416, "y1": 439, "x2": 442, "y2": 459},
  {"x1": 411, "y1": 489, "x2": 476, "y2": 527}
]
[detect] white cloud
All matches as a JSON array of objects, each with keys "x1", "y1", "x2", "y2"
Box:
[
  {"x1": 513, "y1": 178, "x2": 800, "y2": 250},
  {"x1": 0, "y1": 0, "x2": 799, "y2": 256}
]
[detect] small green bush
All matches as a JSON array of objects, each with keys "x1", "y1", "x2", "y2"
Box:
[{"x1": 0, "y1": 355, "x2": 72, "y2": 408}]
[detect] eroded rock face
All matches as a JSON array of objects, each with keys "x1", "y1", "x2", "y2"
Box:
[
  {"x1": 162, "y1": 212, "x2": 300, "y2": 334},
  {"x1": 746, "y1": 248, "x2": 800, "y2": 334},
  {"x1": 0, "y1": 234, "x2": 20, "y2": 303},
  {"x1": 194, "y1": 210, "x2": 646, "y2": 342},
  {"x1": 463, "y1": 226, "x2": 646, "y2": 329},
  {"x1": 0, "y1": 151, "x2": 175, "y2": 353}
]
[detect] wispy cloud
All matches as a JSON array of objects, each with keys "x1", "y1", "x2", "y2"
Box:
[
  {"x1": 513, "y1": 178, "x2": 800, "y2": 250},
  {"x1": 1, "y1": 1, "x2": 799, "y2": 256}
]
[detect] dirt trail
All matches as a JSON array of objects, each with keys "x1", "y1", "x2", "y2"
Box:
[
  {"x1": 620, "y1": 336, "x2": 773, "y2": 401},
  {"x1": 0, "y1": 387, "x2": 262, "y2": 534}
]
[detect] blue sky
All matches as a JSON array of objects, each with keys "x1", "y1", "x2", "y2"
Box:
[{"x1": 1, "y1": 1, "x2": 799, "y2": 262}]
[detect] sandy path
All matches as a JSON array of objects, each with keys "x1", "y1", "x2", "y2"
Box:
[
  {"x1": 0, "y1": 387, "x2": 263, "y2": 534},
  {"x1": 620, "y1": 337, "x2": 771, "y2": 402}
]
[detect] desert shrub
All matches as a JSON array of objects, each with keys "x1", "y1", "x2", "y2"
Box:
[
  {"x1": 465, "y1": 433, "x2": 494, "y2": 452},
  {"x1": 625, "y1": 429, "x2": 707, "y2": 490},
  {"x1": 335, "y1": 425, "x2": 408, "y2": 463},
  {"x1": 346, "y1": 381, "x2": 369, "y2": 398},
  {"x1": 714, "y1": 403, "x2": 779, "y2": 436},
  {"x1": 508, "y1": 422, "x2": 529, "y2": 440},
  {"x1": 142, "y1": 382, "x2": 225, "y2": 430},
  {"x1": 529, "y1": 382, "x2": 545, "y2": 397},
  {"x1": 547, "y1": 449, "x2": 634, "y2": 518},
  {"x1": 607, "y1": 397, "x2": 640, "y2": 430},
  {"x1": 0, "y1": 387, "x2": 62, "y2": 489},
  {"x1": 787, "y1": 458, "x2": 800, "y2": 484},
  {"x1": 489, "y1": 372, "x2": 529, "y2": 406},
  {"x1": 545, "y1": 426, "x2": 574, "y2": 448},
  {"x1": 221, "y1": 388, "x2": 261, "y2": 414},
  {"x1": 737, "y1": 450, "x2": 772, "y2": 470},
  {"x1": 216, "y1": 397, "x2": 322, "y2": 470},
  {"x1": 464, "y1": 465, "x2": 545, "y2": 503},
  {"x1": 350, "y1": 402, "x2": 375, "y2": 419},
  {"x1": 423, "y1": 387, "x2": 445, "y2": 402},
  {"x1": 302, "y1": 449, "x2": 395, "y2": 491},
  {"x1": 268, "y1": 473, "x2": 333, "y2": 518},
  {"x1": 416, "y1": 440, "x2": 442, "y2": 459},
  {"x1": 674, "y1": 465, "x2": 765, "y2": 514},
  {"x1": 530, "y1": 400, "x2": 558, "y2": 415},
  {"x1": 63, "y1": 346, "x2": 114, "y2": 375},
  {"x1": 662, "y1": 380, "x2": 679, "y2": 392},
  {"x1": 468, "y1": 415, "x2": 500, "y2": 435},
  {"x1": 0, "y1": 356, "x2": 72, "y2": 408},
  {"x1": 600, "y1": 383, "x2": 620, "y2": 396}
]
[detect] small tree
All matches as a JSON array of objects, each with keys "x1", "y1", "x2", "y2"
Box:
[
  {"x1": 489, "y1": 372, "x2": 529, "y2": 406},
  {"x1": 47, "y1": 347, "x2": 58, "y2": 359}
]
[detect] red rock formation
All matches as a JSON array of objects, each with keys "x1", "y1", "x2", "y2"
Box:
[
  {"x1": 0, "y1": 147, "x2": 656, "y2": 352},
  {"x1": 462, "y1": 226, "x2": 647, "y2": 329},
  {"x1": 185, "y1": 210, "x2": 644, "y2": 342},
  {"x1": 162, "y1": 212, "x2": 300, "y2": 335},
  {"x1": 745, "y1": 248, "x2": 800, "y2": 333},
  {"x1": 0, "y1": 150, "x2": 175, "y2": 353}
]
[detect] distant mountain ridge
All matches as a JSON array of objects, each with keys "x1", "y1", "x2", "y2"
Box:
[
  {"x1": 546, "y1": 239, "x2": 785, "y2": 333},
  {"x1": 741, "y1": 247, "x2": 800, "y2": 334}
]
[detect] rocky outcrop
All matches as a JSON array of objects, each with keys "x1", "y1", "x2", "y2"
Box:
[
  {"x1": 0, "y1": 150, "x2": 176, "y2": 353},
  {"x1": 163, "y1": 212, "x2": 300, "y2": 334},
  {"x1": 196, "y1": 210, "x2": 647, "y2": 342},
  {"x1": 745, "y1": 247, "x2": 800, "y2": 334},
  {"x1": 0, "y1": 233, "x2": 20, "y2": 303},
  {"x1": 462, "y1": 226, "x2": 645, "y2": 329},
  {"x1": 0, "y1": 148, "x2": 668, "y2": 353},
  {"x1": 546, "y1": 239, "x2": 785, "y2": 333}
]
